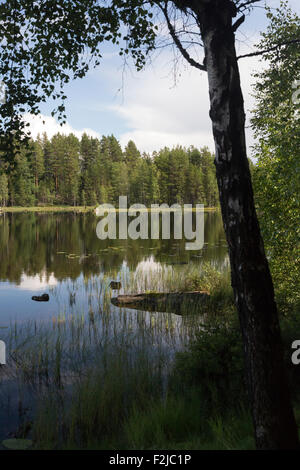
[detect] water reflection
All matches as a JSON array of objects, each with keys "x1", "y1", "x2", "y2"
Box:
[
  {"x1": 0, "y1": 211, "x2": 229, "y2": 440},
  {"x1": 0, "y1": 211, "x2": 228, "y2": 323}
]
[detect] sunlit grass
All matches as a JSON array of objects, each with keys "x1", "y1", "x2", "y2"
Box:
[{"x1": 0, "y1": 206, "x2": 96, "y2": 213}]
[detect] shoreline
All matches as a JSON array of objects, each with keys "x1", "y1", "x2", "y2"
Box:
[{"x1": 0, "y1": 206, "x2": 218, "y2": 214}]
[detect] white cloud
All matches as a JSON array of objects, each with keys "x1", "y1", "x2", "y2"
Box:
[
  {"x1": 23, "y1": 39, "x2": 264, "y2": 157},
  {"x1": 23, "y1": 113, "x2": 101, "y2": 140},
  {"x1": 19, "y1": 0, "x2": 300, "y2": 155},
  {"x1": 119, "y1": 129, "x2": 214, "y2": 154},
  {"x1": 108, "y1": 58, "x2": 214, "y2": 153},
  {"x1": 18, "y1": 273, "x2": 58, "y2": 291},
  {"x1": 109, "y1": 45, "x2": 263, "y2": 155}
]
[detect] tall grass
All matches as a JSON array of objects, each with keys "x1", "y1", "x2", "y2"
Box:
[
  {"x1": 2, "y1": 264, "x2": 270, "y2": 450},
  {"x1": 121, "y1": 261, "x2": 233, "y2": 306},
  {"x1": 4, "y1": 280, "x2": 202, "y2": 448}
]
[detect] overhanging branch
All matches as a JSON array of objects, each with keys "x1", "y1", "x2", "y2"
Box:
[
  {"x1": 159, "y1": 2, "x2": 206, "y2": 72},
  {"x1": 237, "y1": 38, "x2": 300, "y2": 60},
  {"x1": 232, "y1": 15, "x2": 245, "y2": 32},
  {"x1": 237, "y1": 0, "x2": 262, "y2": 11}
]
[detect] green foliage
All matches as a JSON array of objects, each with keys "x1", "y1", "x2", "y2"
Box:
[
  {"x1": 125, "y1": 140, "x2": 141, "y2": 168},
  {"x1": 123, "y1": 392, "x2": 255, "y2": 450},
  {"x1": 10, "y1": 148, "x2": 35, "y2": 206},
  {"x1": 0, "y1": 135, "x2": 218, "y2": 208},
  {"x1": 81, "y1": 134, "x2": 101, "y2": 205},
  {"x1": 110, "y1": 161, "x2": 129, "y2": 204},
  {"x1": 0, "y1": 1, "x2": 157, "y2": 156},
  {"x1": 6, "y1": 258, "x2": 299, "y2": 450},
  {"x1": 154, "y1": 147, "x2": 189, "y2": 205},
  {"x1": 19, "y1": 304, "x2": 254, "y2": 450},
  {"x1": 154, "y1": 146, "x2": 218, "y2": 207},
  {"x1": 251, "y1": 1, "x2": 300, "y2": 309},
  {"x1": 0, "y1": 172, "x2": 8, "y2": 206},
  {"x1": 174, "y1": 314, "x2": 246, "y2": 412},
  {"x1": 174, "y1": 310, "x2": 300, "y2": 414},
  {"x1": 181, "y1": 262, "x2": 231, "y2": 294},
  {"x1": 60, "y1": 134, "x2": 81, "y2": 205},
  {"x1": 123, "y1": 390, "x2": 209, "y2": 449},
  {"x1": 194, "y1": 146, "x2": 219, "y2": 207}
]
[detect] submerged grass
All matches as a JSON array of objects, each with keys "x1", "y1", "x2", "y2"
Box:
[
  {"x1": 4, "y1": 269, "x2": 200, "y2": 448},
  {"x1": 0, "y1": 264, "x2": 239, "y2": 450},
  {"x1": 7, "y1": 311, "x2": 184, "y2": 449}
]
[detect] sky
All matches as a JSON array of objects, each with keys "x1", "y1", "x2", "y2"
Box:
[{"x1": 24, "y1": 0, "x2": 300, "y2": 156}]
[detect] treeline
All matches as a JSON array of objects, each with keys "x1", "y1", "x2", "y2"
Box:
[{"x1": 0, "y1": 133, "x2": 219, "y2": 207}]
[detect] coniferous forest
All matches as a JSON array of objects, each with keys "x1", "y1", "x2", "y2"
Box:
[{"x1": 0, "y1": 134, "x2": 219, "y2": 208}]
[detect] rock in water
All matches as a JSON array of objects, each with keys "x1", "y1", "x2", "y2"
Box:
[
  {"x1": 31, "y1": 293, "x2": 49, "y2": 302},
  {"x1": 109, "y1": 281, "x2": 122, "y2": 290},
  {"x1": 111, "y1": 291, "x2": 210, "y2": 315}
]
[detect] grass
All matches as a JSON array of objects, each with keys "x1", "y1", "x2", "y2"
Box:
[
  {"x1": 123, "y1": 398, "x2": 255, "y2": 450},
  {"x1": 1, "y1": 264, "x2": 232, "y2": 449},
  {"x1": 0, "y1": 206, "x2": 96, "y2": 213},
  {"x1": 122, "y1": 262, "x2": 234, "y2": 316},
  {"x1": 6, "y1": 310, "x2": 187, "y2": 449},
  {"x1": 1, "y1": 263, "x2": 299, "y2": 450},
  {"x1": 10, "y1": 318, "x2": 255, "y2": 450}
]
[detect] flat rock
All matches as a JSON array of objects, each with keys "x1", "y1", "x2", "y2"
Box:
[{"x1": 111, "y1": 291, "x2": 209, "y2": 315}]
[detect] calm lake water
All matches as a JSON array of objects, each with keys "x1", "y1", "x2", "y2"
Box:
[
  {"x1": 0, "y1": 210, "x2": 229, "y2": 441},
  {"x1": 0, "y1": 211, "x2": 228, "y2": 324}
]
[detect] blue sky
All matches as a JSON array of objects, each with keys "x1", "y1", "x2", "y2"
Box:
[{"x1": 25, "y1": 0, "x2": 300, "y2": 155}]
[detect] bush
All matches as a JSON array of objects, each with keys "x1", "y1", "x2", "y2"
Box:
[
  {"x1": 174, "y1": 310, "x2": 300, "y2": 413},
  {"x1": 173, "y1": 313, "x2": 246, "y2": 413}
]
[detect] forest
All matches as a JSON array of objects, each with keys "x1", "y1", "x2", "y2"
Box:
[{"x1": 0, "y1": 135, "x2": 219, "y2": 208}]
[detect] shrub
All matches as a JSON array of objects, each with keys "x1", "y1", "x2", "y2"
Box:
[{"x1": 173, "y1": 313, "x2": 246, "y2": 413}]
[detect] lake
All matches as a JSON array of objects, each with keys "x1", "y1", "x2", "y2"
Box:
[
  {"x1": 0, "y1": 211, "x2": 228, "y2": 324},
  {"x1": 0, "y1": 210, "x2": 229, "y2": 441}
]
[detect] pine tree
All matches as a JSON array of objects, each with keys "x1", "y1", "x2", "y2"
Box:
[
  {"x1": 80, "y1": 133, "x2": 101, "y2": 205},
  {"x1": 11, "y1": 147, "x2": 35, "y2": 206},
  {"x1": 61, "y1": 134, "x2": 80, "y2": 205},
  {"x1": 124, "y1": 140, "x2": 141, "y2": 170},
  {"x1": 0, "y1": 173, "x2": 8, "y2": 206},
  {"x1": 108, "y1": 135, "x2": 124, "y2": 163},
  {"x1": 48, "y1": 133, "x2": 66, "y2": 201}
]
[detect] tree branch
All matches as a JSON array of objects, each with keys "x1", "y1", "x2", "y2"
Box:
[
  {"x1": 232, "y1": 14, "x2": 245, "y2": 32},
  {"x1": 237, "y1": 38, "x2": 300, "y2": 60},
  {"x1": 237, "y1": 0, "x2": 262, "y2": 11},
  {"x1": 159, "y1": 3, "x2": 207, "y2": 71}
]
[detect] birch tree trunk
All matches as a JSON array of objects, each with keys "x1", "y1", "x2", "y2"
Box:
[{"x1": 194, "y1": 1, "x2": 299, "y2": 449}]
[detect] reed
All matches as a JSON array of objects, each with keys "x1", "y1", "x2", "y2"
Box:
[{"x1": 1, "y1": 264, "x2": 257, "y2": 450}]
